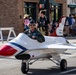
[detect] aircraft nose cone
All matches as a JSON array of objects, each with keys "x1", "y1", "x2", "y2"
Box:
[{"x1": 0, "y1": 45, "x2": 17, "y2": 56}]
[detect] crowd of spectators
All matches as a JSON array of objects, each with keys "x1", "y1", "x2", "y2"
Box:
[
  {"x1": 63, "y1": 14, "x2": 76, "y2": 37},
  {"x1": 23, "y1": 11, "x2": 76, "y2": 37}
]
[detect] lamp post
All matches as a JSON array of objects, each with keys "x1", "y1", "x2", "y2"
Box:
[{"x1": 45, "y1": 0, "x2": 50, "y2": 19}]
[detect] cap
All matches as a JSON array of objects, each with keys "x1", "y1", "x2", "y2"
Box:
[
  {"x1": 29, "y1": 20, "x2": 35, "y2": 25},
  {"x1": 23, "y1": 14, "x2": 29, "y2": 19}
]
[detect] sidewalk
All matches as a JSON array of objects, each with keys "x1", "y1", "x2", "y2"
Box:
[{"x1": 65, "y1": 36, "x2": 76, "y2": 39}]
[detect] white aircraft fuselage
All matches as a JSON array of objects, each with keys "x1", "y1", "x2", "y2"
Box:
[
  {"x1": 0, "y1": 33, "x2": 68, "y2": 59},
  {"x1": 0, "y1": 33, "x2": 76, "y2": 74}
]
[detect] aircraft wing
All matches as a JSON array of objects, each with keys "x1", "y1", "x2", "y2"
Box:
[
  {"x1": 0, "y1": 56, "x2": 16, "y2": 60},
  {"x1": 47, "y1": 44, "x2": 76, "y2": 50}
]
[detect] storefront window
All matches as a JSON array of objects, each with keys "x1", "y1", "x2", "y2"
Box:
[
  {"x1": 51, "y1": 4, "x2": 62, "y2": 24},
  {"x1": 24, "y1": 2, "x2": 36, "y2": 21}
]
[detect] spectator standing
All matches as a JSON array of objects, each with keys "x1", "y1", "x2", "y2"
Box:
[
  {"x1": 64, "y1": 17, "x2": 70, "y2": 36},
  {"x1": 71, "y1": 15, "x2": 75, "y2": 26},
  {"x1": 71, "y1": 15, "x2": 76, "y2": 36},
  {"x1": 48, "y1": 22, "x2": 58, "y2": 36},
  {"x1": 37, "y1": 10, "x2": 50, "y2": 36},
  {"x1": 64, "y1": 14, "x2": 72, "y2": 37},
  {"x1": 48, "y1": 24, "x2": 53, "y2": 36},
  {"x1": 68, "y1": 14, "x2": 73, "y2": 36},
  {"x1": 23, "y1": 14, "x2": 30, "y2": 31},
  {"x1": 73, "y1": 17, "x2": 76, "y2": 35}
]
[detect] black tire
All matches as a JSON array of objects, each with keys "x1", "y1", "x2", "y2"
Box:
[
  {"x1": 60, "y1": 59, "x2": 67, "y2": 71},
  {"x1": 21, "y1": 62, "x2": 29, "y2": 74}
]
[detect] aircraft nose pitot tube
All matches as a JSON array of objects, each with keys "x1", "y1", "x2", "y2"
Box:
[{"x1": 0, "y1": 45, "x2": 17, "y2": 56}]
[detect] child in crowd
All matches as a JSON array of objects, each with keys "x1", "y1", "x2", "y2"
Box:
[{"x1": 23, "y1": 14, "x2": 30, "y2": 30}]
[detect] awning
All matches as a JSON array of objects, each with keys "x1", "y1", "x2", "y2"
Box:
[
  {"x1": 39, "y1": 0, "x2": 45, "y2": 4},
  {"x1": 39, "y1": 0, "x2": 59, "y2": 6},
  {"x1": 49, "y1": 0, "x2": 59, "y2": 6},
  {"x1": 68, "y1": 4, "x2": 76, "y2": 8}
]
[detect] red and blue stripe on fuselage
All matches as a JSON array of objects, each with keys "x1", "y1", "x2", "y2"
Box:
[{"x1": 0, "y1": 42, "x2": 28, "y2": 56}]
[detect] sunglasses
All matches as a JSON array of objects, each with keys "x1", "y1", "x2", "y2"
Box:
[{"x1": 29, "y1": 24, "x2": 35, "y2": 26}]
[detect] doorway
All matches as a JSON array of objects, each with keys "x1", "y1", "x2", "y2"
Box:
[
  {"x1": 51, "y1": 4, "x2": 62, "y2": 24},
  {"x1": 24, "y1": 2, "x2": 36, "y2": 22}
]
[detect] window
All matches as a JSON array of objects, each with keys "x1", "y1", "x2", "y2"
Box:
[{"x1": 24, "y1": 2, "x2": 36, "y2": 21}]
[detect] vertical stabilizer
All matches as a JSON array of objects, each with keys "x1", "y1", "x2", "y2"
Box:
[{"x1": 50, "y1": 16, "x2": 66, "y2": 36}]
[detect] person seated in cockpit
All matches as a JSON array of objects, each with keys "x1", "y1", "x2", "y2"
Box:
[{"x1": 24, "y1": 20, "x2": 45, "y2": 43}]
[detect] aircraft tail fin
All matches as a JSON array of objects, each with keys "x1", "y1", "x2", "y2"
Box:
[{"x1": 50, "y1": 16, "x2": 66, "y2": 37}]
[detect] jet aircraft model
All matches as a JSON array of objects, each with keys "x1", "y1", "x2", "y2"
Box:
[
  {"x1": 0, "y1": 33, "x2": 76, "y2": 74},
  {"x1": 0, "y1": 17, "x2": 76, "y2": 74}
]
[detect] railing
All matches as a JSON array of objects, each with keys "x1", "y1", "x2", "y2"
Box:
[{"x1": 0, "y1": 27, "x2": 16, "y2": 43}]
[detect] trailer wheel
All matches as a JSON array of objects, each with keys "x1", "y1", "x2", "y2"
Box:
[
  {"x1": 60, "y1": 59, "x2": 67, "y2": 71},
  {"x1": 21, "y1": 62, "x2": 29, "y2": 74}
]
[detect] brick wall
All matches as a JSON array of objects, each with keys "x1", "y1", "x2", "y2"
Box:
[
  {"x1": 0, "y1": 0, "x2": 23, "y2": 35},
  {"x1": 55, "y1": 0, "x2": 67, "y2": 16}
]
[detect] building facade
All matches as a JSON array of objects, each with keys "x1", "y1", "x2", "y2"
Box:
[
  {"x1": 0, "y1": 0, "x2": 67, "y2": 35},
  {"x1": 67, "y1": 0, "x2": 76, "y2": 16}
]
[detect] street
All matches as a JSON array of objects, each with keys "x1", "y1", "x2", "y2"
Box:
[
  {"x1": 0, "y1": 0, "x2": 76, "y2": 74},
  {"x1": 0, "y1": 39, "x2": 76, "y2": 75}
]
